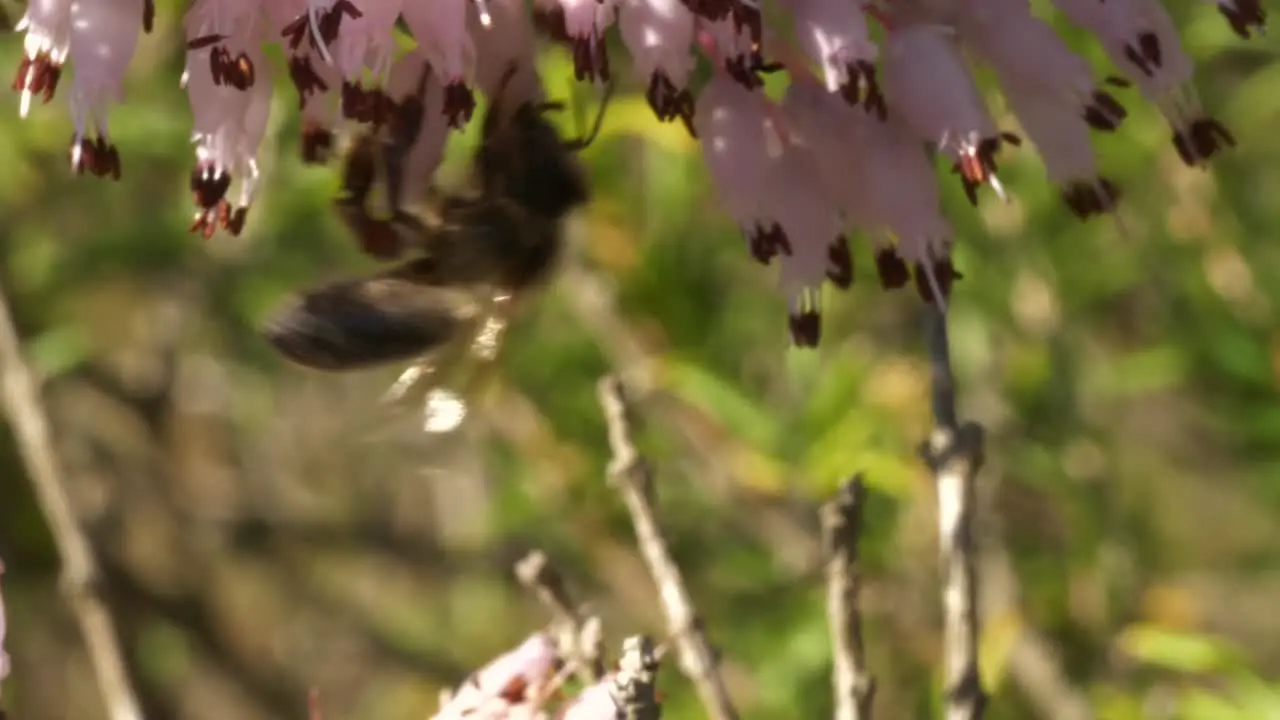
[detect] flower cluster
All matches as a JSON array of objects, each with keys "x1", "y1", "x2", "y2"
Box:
[
  {"x1": 429, "y1": 632, "x2": 635, "y2": 719},
  {"x1": 9, "y1": 0, "x2": 1267, "y2": 344}
]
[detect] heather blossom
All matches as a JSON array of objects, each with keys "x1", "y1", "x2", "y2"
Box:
[{"x1": 8, "y1": 0, "x2": 1267, "y2": 346}]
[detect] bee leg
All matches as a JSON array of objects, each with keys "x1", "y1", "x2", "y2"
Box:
[
  {"x1": 336, "y1": 131, "x2": 406, "y2": 260},
  {"x1": 383, "y1": 61, "x2": 433, "y2": 217},
  {"x1": 562, "y1": 76, "x2": 615, "y2": 151}
]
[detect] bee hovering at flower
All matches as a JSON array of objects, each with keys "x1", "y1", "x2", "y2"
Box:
[{"x1": 261, "y1": 62, "x2": 611, "y2": 432}]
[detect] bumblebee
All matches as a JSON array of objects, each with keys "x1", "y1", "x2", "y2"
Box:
[{"x1": 261, "y1": 63, "x2": 609, "y2": 425}]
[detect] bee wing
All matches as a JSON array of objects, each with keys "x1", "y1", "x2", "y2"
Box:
[{"x1": 262, "y1": 261, "x2": 481, "y2": 371}]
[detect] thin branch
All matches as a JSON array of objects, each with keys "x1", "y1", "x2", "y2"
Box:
[
  {"x1": 821, "y1": 475, "x2": 876, "y2": 720},
  {"x1": 612, "y1": 634, "x2": 662, "y2": 720},
  {"x1": 0, "y1": 286, "x2": 144, "y2": 720},
  {"x1": 596, "y1": 376, "x2": 739, "y2": 720},
  {"x1": 515, "y1": 549, "x2": 606, "y2": 683},
  {"x1": 920, "y1": 306, "x2": 987, "y2": 720}
]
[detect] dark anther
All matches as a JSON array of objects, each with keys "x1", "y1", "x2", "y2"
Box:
[
  {"x1": 190, "y1": 165, "x2": 232, "y2": 209},
  {"x1": 788, "y1": 311, "x2": 822, "y2": 348},
  {"x1": 300, "y1": 127, "x2": 334, "y2": 164},
  {"x1": 288, "y1": 56, "x2": 329, "y2": 105},
  {"x1": 143, "y1": 0, "x2": 155, "y2": 32},
  {"x1": 913, "y1": 259, "x2": 962, "y2": 305},
  {"x1": 225, "y1": 206, "x2": 248, "y2": 236},
  {"x1": 826, "y1": 237, "x2": 854, "y2": 289},
  {"x1": 1137, "y1": 31, "x2": 1162, "y2": 69},
  {"x1": 186, "y1": 33, "x2": 226, "y2": 50},
  {"x1": 1062, "y1": 178, "x2": 1120, "y2": 220},
  {"x1": 1122, "y1": 43, "x2": 1154, "y2": 77},
  {"x1": 1219, "y1": 0, "x2": 1267, "y2": 39},
  {"x1": 875, "y1": 248, "x2": 910, "y2": 290},
  {"x1": 442, "y1": 81, "x2": 476, "y2": 129}
]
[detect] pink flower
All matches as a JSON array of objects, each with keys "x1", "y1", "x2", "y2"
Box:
[
  {"x1": 1049, "y1": 0, "x2": 1236, "y2": 166},
  {"x1": 778, "y1": 0, "x2": 883, "y2": 117},
  {"x1": 401, "y1": 0, "x2": 480, "y2": 127},
  {"x1": 470, "y1": 0, "x2": 544, "y2": 104},
  {"x1": 558, "y1": 677, "x2": 620, "y2": 719},
  {"x1": 533, "y1": 0, "x2": 618, "y2": 83},
  {"x1": 383, "y1": 50, "x2": 452, "y2": 201},
  {"x1": 183, "y1": 14, "x2": 273, "y2": 238},
  {"x1": 13, "y1": 0, "x2": 72, "y2": 118},
  {"x1": 64, "y1": 0, "x2": 144, "y2": 180},
  {"x1": 433, "y1": 633, "x2": 561, "y2": 719},
  {"x1": 883, "y1": 20, "x2": 1013, "y2": 204},
  {"x1": 619, "y1": 0, "x2": 697, "y2": 129}
]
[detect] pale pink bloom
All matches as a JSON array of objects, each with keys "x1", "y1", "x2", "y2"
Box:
[
  {"x1": 883, "y1": 21, "x2": 1014, "y2": 205},
  {"x1": 383, "y1": 50, "x2": 451, "y2": 201},
  {"x1": 1003, "y1": 82, "x2": 1120, "y2": 221},
  {"x1": 956, "y1": 0, "x2": 1127, "y2": 134},
  {"x1": 778, "y1": 0, "x2": 883, "y2": 117},
  {"x1": 469, "y1": 0, "x2": 545, "y2": 103},
  {"x1": 64, "y1": 0, "x2": 144, "y2": 180},
  {"x1": 326, "y1": 0, "x2": 403, "y2": 86},
  {"x1": 401, "y1": 0, "x2": 479, "y2": 127},
  {"x1": 782, "y1": 75, "x2": 955, "y2": 305},
  {"x1": 759, "y1": 148, "x2": 847, "y2": 347},
  {"x1": 619, "y1": 0, "x2": 696, "y2": 129},
  {"x1": 700, "y1": 13, "x2": 772, "y2": 90},
  {"x1": 533, "y1": 0, "x2": 618, "y2": 83},
  {"x1": 184, "y1": 21, "x2": 272, "y2": 238},
  {"x1": 13, "y1": 0, "x2": 73, "y2": 118},
  {"x1": 557, "y1": 677, "x2": 620, "y2": 719},
  {"x1": 434, "y1": 633, "x2": 561, "y2": 720},
  {"x1": 1048, "y1": 0, "x2": 1236, "y2": 166},
  {"x1": 692, "y1": 72, "x2": 779, "y2": 253}
]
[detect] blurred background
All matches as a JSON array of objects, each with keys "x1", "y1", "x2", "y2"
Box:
[{"x1": 2, "y1": 0, "x2": 1280, "y2": 717}]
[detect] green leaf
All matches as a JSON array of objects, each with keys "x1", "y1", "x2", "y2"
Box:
[
  {"x1": 26, "y1": 324, "x2": 90, "y2": 379},
  {"x1": 1118, "y1": 624, "x2": 1245, "y2": 675}
]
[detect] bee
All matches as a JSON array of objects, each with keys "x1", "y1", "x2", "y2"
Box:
[{"x1": 261, "y1": 63, "x2": 610, "y2": 428}]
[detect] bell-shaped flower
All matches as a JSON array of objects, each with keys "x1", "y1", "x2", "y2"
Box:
[
  {"x1": 184, "y1": 22, "x2": 273, "y2": 239},
  {"x1": 559, "y1": 676, "x2": 621, "y2": 719},
  {"x1": 619, "y1": 0, "x2": 697, "y2": 130},
  {"x1": 693, "y1": 72, "x2": 779, "y2": 255},
  {"x1": 1049, "y1": 0, "x2": 1236, "y2": 166},
  {"x1": 758, "y1": 148, "x2": 849, "y2": 347},
  {"x1": 13, "y1": 0, "x2": 72, "y2": 118},
  {"x1": 66, "y1": 0, "x2": 145, "y2": 180},
  {"x1": 956, "y1": 0, "x2": 1128, "y2": 134},
  {"x1": 778, "y1": 0, "x2": 883, "y2": 118},
  {"x1": 533, "y1": 0, "x2": 618, "y2": 83},
  {"x1": 883, "y1": 21, "x2": 1016, "y2": 204},
  {"x1": 433, "y1": 633, "x2": 561, "y2": 719},
  {"x1": 401, "y1": 0, "x2": 479, "y2": 128},
  {"x1": 383, "y1": 50, "x2": 452, "y2": 202},
  {"x1": 470, "y1": 0, "x2": 545, "y2": 104}
]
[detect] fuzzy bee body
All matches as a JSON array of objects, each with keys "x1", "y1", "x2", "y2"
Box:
[{"x1": 261, "y1": 62, "x2": 607, "y2": 425}]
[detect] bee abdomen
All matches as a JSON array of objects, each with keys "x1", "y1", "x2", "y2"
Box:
[{"x1": 262, "y1": 277, "x2": 460, "y2": 371}]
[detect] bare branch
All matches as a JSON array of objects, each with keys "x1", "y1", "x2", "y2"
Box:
[
  {"x1": 821, "y1": 475, "x2": 876, "y2": 720},
  {"x1": 612, "y1": 634, "x2": 662, "y2": 720},
  {"x1": 596, "y1": 376, "x2": 739, "y2": 720},
  {"x1": 515, "y1": 549, "x2": 605, "y2": 683},
  {"x1": 0, "y1": 286, "x2": 144, "y2": 720},
  {"x1": 920, "y1": 306, "x2": 987, "y2": 720}
]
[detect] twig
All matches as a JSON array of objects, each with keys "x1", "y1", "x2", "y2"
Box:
[
  {"x1": 612, "y1": 634, "x2": 662, "y2": 720},
  {"x1": 514, "y1": 549, "x2": 606, "y2": 683},
  {"x1": 920, "y1": 306, "x2": 987, "y2": 720},
  {"x1": 596, "y1": 376, "x2": 739, "y2": 720},
  {"x1": 821, "y1": 476, "x2": 876, "y2": 720},
  {"x1": 0, "y1": 285, "x2": 144, "y2": 720}
]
